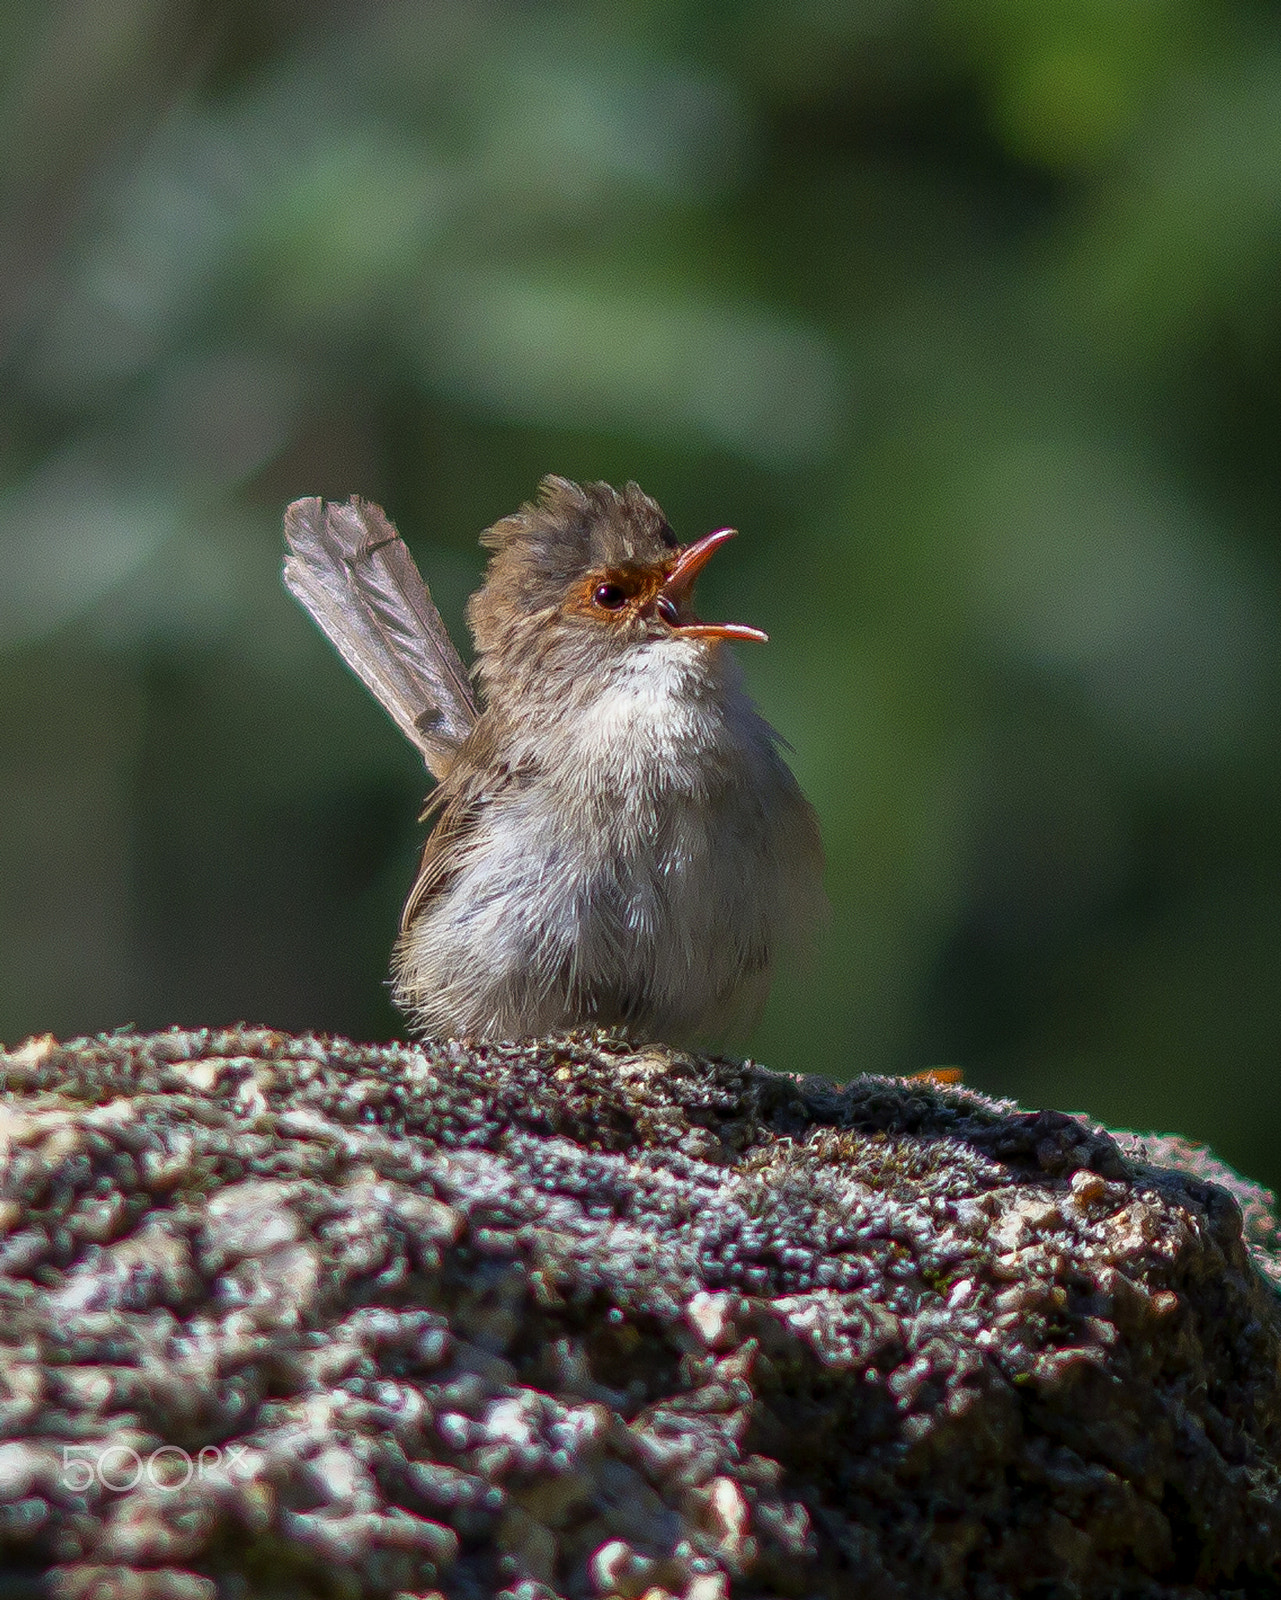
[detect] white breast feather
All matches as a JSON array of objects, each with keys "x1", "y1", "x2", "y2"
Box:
[{"x1": 394, "y1": 637, "x2": 816, "y2": 1041}]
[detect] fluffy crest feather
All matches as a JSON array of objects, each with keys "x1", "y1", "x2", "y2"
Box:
[{"x1": 469, "y1": 477, "x2": 679, "y2": 644}]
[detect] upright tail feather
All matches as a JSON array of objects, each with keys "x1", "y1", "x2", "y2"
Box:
[{"x1": 283, "y1": 497, "x2": 478, "y2": 779}]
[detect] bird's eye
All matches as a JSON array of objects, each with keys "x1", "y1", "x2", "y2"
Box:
[{"x1": 592, "y1": 582, "x2": 628, "y2": 610}]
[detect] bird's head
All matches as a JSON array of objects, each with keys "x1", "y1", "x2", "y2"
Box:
[{"x1": 467, "y1": 477, "x2": 765, "y2": 704}]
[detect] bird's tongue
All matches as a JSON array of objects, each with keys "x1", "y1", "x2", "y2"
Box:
[{"x1": 659, "y1": 528, "x2": 769, "y2": 643}]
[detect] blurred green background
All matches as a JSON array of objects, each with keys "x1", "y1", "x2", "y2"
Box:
[{"x1": 2, "y1": 0, "x2": 1280, "y2": 1186}]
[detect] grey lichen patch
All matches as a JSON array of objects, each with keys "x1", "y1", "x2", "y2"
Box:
[{"x1": 0, "y1": 1026, "x2": 1277, "y2": 1599}]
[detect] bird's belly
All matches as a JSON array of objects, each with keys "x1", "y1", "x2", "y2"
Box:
[
  {"x1": 406, "y1": 768, "x2": 778, "y2": 1040},
  {"x1": 393, "y1": 660, "x2": 816, "y2": 1041}
]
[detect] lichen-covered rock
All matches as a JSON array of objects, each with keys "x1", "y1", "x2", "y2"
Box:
[{"x1": 0, "y1": 1026, "x2": 1277, "y2": 1600}]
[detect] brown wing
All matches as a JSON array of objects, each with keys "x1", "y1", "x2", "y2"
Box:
[
  {"x1": 399, "y1": 737, "x2": 539, "y2": 934},
  {"x1": 399, "y1": 784, "x2": 484, "y2": 933}
]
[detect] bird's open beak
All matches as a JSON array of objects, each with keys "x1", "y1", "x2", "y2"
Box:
[{"x1": 658, "y1": 528, "x2": 769, "y2": 643}]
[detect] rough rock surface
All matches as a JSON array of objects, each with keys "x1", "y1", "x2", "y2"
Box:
[{"x1": 0, "y1": 1026, "x2": 1278, "y2": 1600}]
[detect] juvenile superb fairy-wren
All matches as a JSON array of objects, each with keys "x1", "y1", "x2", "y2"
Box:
[{"x1": 284, "y1": 477, "x2": 825, "y2": 1042}]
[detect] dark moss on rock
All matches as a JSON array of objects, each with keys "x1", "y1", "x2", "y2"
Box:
[{"x1": 0, "y1": 1026, "x2": 1277, "y2": 1599}]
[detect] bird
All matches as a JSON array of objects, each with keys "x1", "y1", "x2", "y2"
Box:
[{"x1": 283, "y1": 476, "x2": 825, "y2": 1043}]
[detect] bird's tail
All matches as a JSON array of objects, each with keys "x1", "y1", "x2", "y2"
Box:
[{"x1": 283, "y1": 497, "x2": 478, "y2": 779}]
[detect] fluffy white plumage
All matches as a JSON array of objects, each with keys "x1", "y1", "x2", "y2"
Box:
[{"x1": 391, "y1": 634, "x2": 823, "y2": 1041}]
